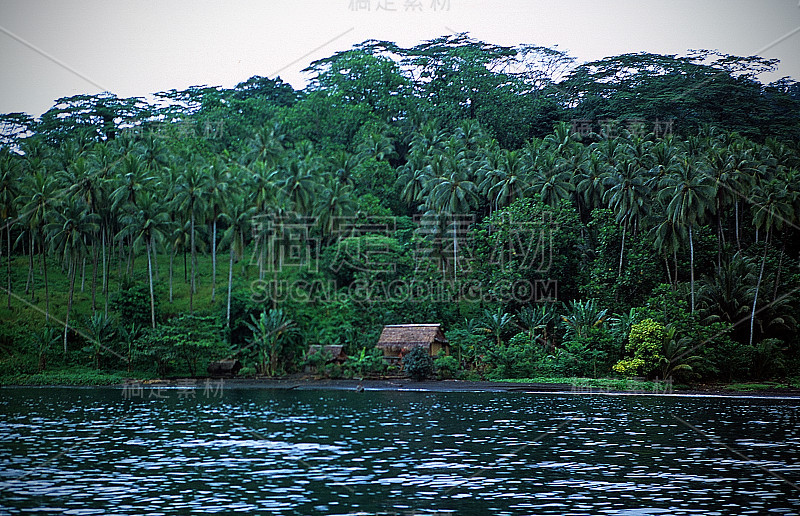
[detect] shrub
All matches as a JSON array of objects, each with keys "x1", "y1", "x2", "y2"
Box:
[
  {"x1": 111, "y1": 282, "x2": 159, "y2": 327},
  {"x1": 344, "y1": 347, "x2": 386, "y2": 378},
  {"x1": 403, "y1": 345, "x2": 433, "y2": 381},
  {"x1": 434, "y1": 353, "x2": 459, "y2": 379},
  {"x1": 613, "y1": 318, "x2": 666, "y2": 377}
]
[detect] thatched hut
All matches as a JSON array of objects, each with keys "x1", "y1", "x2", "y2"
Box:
[
  {"x1": 306, "y1": 345, "x2": 347, "y2": 364},
  {"x1": 376, "y1": 324, "x2": 449, "y2": 362}
]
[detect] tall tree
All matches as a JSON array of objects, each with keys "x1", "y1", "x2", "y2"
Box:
[
  {"x1": 46, "y1": 201, "x2": 100, "y2": 354},
  {"x1": 658, "y1": 158, "x2": 716, "y2": 312}
]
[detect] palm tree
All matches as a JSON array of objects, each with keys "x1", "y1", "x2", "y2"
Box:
[
  {"x1": 479, "y1": 307, "x2": 516, "y2": 346},
  {"x1": 658, "y1": 158, "x2": 716, "y2": 312},
  {"x1": 18, "y1": 171, "x2": 58, "y2": 320},
  {"x1": 242, "y1": 122, "x2": 285, "y2": 166},
  {"x1": 220, "y1": 201, "x2": 256, "y2": 328},
  {"x1": 530, "y1": 150, "x2": 574, "y2": 207},
  {"x1": 244, "y1": 308, "x2": 297, "y2": 376},
  {"x1": 174, "y1": 165, "x2": 206, "y2": 312},
  {"x1": 560, "y1": 299, "x2": 609, "y2": 340},
  {"x1": 270, "y1": 158, "x2": 319, "y2": 216},
  {"x1": 315, "y1": 178, "x2": 356, "y2": 241},
  {"x1": 604, "y1": 159, "x2": 651, "y2": 274},
  {"x1": 82, "y1": 313, "x2": 116, "y2": 369},
  {"x1": 0, "y1": 151, "x2": 20, "y2": 309},
  {"x1": 516, "y1": 304, "x2": 557, "y2": 349},
  {"x1": 120, "y1": 193, "x2": 170, "y2": 328},
  {"x1": 574, "y1": 151, "x2": 610, "y2": 216},
  {"x1": 46, "y1": 200, "x2": 100, "y2": 355},
  {"x1": 480, "y1": 149, "x2": 530, "y2": 213},
  {"x1": 426, "y1": 167, "x2": 479, "y2": 281},
  {"x1": 203, "y1": 159, "x2": 230, "y2": 303},
  {"x1": 329, "y1": 150, "x2": 361, "y2": 186},
  {"x1": 748, "y1": 179, "x2": 794, "y2": 347}
]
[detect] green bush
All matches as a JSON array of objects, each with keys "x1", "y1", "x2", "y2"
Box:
[
  {"x1": 613, "y1": 318, "x2": 666, "y2": 377},
  {"x1": 344, "y1": 347, "x2": 386, "y2": 378},
  {"x1": 110, "y1": 281, "x2": 159, "y2": 328},
  {"x1": 434, "y1": 353, "x2": 459, "y2": 379},
  {"x1": 403, "y1": 345, "x2": 433, "y2": 381}
]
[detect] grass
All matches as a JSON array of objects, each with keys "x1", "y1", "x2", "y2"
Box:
[
  {"x1": 0, "y1": 248, "x2": 260, "y2": 333},
  {"x1": 0, "y1": 367, "x2": 156, "y2": 386},
  {"x1": 498, "y1": 377, "x2": 673, "y2": 392},
  {"x1": 723, "y1": 381, "x2": 795, "y2": 392}
]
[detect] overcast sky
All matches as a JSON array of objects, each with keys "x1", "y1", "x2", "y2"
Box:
[{"x1": 1, "y1": 0, "x2": 799, "y2": 118}]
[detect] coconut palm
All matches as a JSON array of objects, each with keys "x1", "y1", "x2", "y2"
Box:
[
  {"x1": 480, "y1": 149, "x2": 530, "y2": 213},
  {"x1": 529, "y1": 152, "x2": 574, "y2": 207},
  {"x1": 270, "y1": 158, "x2": 319, "y2": 215},
  {"x1": 604, "y1": 159, "x2": 651, "y2": 274},
  {"x1": 174, "y1": 164, "x2": 207, "y2": 312},
  {"x1": 0, "y1": 151, "x2": 20, "y2": 309},
  {"x1": 242, "y1": 122, "x2": 285, "y2": 166},
  {"x1": 203, "y1": 159, "x2": 231, "y2": 303},
  {"x1": 426, "y1": 167, "x2": 479, "y2": 281},
  {"x1": 46, "y1": 200, "x2": 100, "y2": 355},
  {"x1": 315, "y1": 178, "x2": 356, "y2": 241},
  {"x1": 748, "y1": 179, "x2": 794, "y2": 347},
  {"x1": 220, "y1": 201, "x2": 256, "y2": 328},
  {"x1": 18, "y1": 171, "x2": 59, "y2": 319},
  {"x1": 120, "y1": 193, "x2": 170, "y2": 328},
  {"x1": 658, "y1": 158, "x2": 716, "y2": 312}
]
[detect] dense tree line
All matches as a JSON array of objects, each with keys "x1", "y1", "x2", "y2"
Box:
[{"x1": 0, "y1": 34, "x2": 798, "y2": 383}]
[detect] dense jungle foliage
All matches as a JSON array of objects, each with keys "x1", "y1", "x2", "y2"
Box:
[{"x1": 1, "y1": 34, "x2": 798, "y2": 384}]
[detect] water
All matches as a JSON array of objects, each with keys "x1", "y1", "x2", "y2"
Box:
[{"x1": 0, "y1": 387, "x2": 798, "y2": 515}]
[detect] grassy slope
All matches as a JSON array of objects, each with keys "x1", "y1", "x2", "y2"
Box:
[
  {"x1": 0, "y1": 248, "x2": 256, "y2": 331},
  {"x1": 3, "y1": 251, "x2": 798, "y2": 391}
]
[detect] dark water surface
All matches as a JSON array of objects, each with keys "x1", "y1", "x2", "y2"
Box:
[{"x1": 0, "y1": 387, "x2": 798, "y2": 515}]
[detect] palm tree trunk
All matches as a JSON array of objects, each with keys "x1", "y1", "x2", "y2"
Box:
[
  {"x1": 80, "y1": 256, "x2": 86, "y2": 293},
  {"x1": 664, "y1": 257, "x2": 672, "y2": 285},
  {"x1": 453, "y1": 222, "x2": 458, "y2": 282},
  {"x1": 42, "y1": 243, "x2": 50, "y2": 321},
  {"x1": 618, "y1": 219, "x2": 627, "y2": 276},
  {"x1": 27, "y1": 235, "x2": 34, "y2": 299},
  {"x1": 190, "y1": 210, "x2": 195, "y2": 313},
  {"x1": 227, "y1": 244, "x2": 234, "y2": 328},
  {"x1": 689, "y1": 225, "x2": 695, "y2": 313},
  {"x1": 151, "y1": 235, "x2": 159, "y2": 282},
  {"x1": 673, "y1": 248, "x2": 678, "y2": 287},
  {"x1": 91, "y1": 242, "x2": 98, "y2": 312},
  {"x1": 750, "y1": 242, "x2": 769, "y2": 347},
  {"x1": 169, "y1": 245, "x2": 174, "y2": 303},
  {"x1": 716, "y1": 204, "x2": 723, "y2": 272},
  {"x1": 211, "y1": 218, "x2": 217, "y2": 303},
  {"x1": 772, "y1": 239, "x2": 785, "y2": 301},
  {"x1": 102, "y1": 228, "x2": 108, "y2": 317},
  {"x1": 6, "y1": 220, "x2": 11, "y2": 310},
  {"x1": 146, "y1": 239, "x2": 156, "y2": 329},
  {"x1": 64, "y1": 260, "x2": 76, "y2": 356},
  {"x1": 735, "y1": 201, "x2": 741, "y2": 250}
]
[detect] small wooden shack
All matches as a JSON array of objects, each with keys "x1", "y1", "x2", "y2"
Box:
[
  {"x1": 376, "y1": 324, "x2": 449, "y2": 362},
  {"x1": 306, "y1": 345, "x2": 347, "y2": 365}
]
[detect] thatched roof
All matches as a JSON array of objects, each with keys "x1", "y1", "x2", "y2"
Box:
[
  {"x1": 307, "y1": 345, "x2": 345, "y2": 358},
  {"x1": 376, "y1": 324, "x2": 447, "y2": 350}
]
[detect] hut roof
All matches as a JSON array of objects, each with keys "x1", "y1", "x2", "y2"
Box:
[
  {"x1": 307, "y1": 345, "x2": 344, "y2": 357},
  {"x1": 376, "y1": 324, "x2": 447, "y2": 350}
]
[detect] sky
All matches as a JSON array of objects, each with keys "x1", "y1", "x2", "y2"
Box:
[{"x1": 1, "y1": 0, "x2": 799, "y2": 118}]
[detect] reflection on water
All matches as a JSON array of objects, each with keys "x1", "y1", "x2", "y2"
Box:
[{"x1": 0, "y1": 388, "x2": 798, "y2": 515}]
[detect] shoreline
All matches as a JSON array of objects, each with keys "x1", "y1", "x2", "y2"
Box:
[{"x1": 4, "y1": 377, "x2": 800, "y2": 398}]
